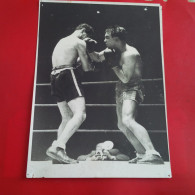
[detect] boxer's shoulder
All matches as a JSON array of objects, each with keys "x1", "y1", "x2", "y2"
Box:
[
  {"x1": 125, "y1": 45, "x2": 140, "y2": 56},
  {"x1": 59, "y1": 36, "x2": 84, "y2": 46},
  {"x1": 75, "y1": 38, "x2": 86, "y2": 49},
  {"x1": 122, "y1": 48, "x2": 140, "y2": 62}
]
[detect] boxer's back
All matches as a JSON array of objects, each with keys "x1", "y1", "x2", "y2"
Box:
[{"x1": 52, "y1": 35, "x2": 79, "y2": 68}]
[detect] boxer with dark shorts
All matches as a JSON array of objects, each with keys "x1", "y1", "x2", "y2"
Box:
[
  {"x1": 87, "y1": 25, "x2": 164, "y2": 164},
  {"x1": 51, "y1": 66, "x2": 84, "y2": 103},
  {"x1": 46, "y1": 24, "x2": 96, "y2": 164}
]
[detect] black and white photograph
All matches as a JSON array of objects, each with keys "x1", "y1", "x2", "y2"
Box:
[{"x1": 27, "y1": 0, "x2": 171, "y2": 178}]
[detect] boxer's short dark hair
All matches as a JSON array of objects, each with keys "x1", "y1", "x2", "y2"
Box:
[
  {"x1": 105, "y1": 25, "x2": 127, "y2": 41},
  {"x1": 75, "y1": 23, "x2": 94, "y2": 38}
]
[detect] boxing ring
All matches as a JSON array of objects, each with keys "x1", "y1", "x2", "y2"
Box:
[{"x1": 27, "y1": 77, "x2": 171, "y2": 178}]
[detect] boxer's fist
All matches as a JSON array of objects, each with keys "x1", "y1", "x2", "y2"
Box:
[
  {"x1": 84, "y1": 38, "x2": 97, "y2": 53},
  {"x1": 104, "y1": 49, "x2": 121, "y2": 68}
]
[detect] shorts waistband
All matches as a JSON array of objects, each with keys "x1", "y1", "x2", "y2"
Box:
[
  {"x1": 52, "y1": 65, "x2": 74, "y2": 71},
  {"x1": 51, "y1": 65, "x2": 79, "y2": 75},
  {"x1": 116, "y1": 80, "x2": 142, "y2": 88}
]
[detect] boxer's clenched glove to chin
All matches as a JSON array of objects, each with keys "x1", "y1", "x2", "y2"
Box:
[
  {"x1": 104, "y1": 49, "x2": 121, "y2": 69},
  {"x1": 84, "y1": 38, "x2": 97, "y2": 53}
]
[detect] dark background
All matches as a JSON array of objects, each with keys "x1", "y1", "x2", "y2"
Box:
[
  {"x1": 31, "y1": 2, "x2": 169, "y2": 161},
  {"x1": 37, "y1": 2, "x2": 163, "y2": 83},
  {"x1": 1, "y1": 0, "x2": 195, "y2": 194}
]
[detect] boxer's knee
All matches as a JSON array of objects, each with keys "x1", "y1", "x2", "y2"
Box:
[
  {"x1": 117, "y1": 122, "x2": 126, "y2": 133},
  {"x1": 117, "y1": 122, "x2": 127, "y2": 135},
  {"x1": 81, "y1": 112, "x2": 86, "y2": 122},
  {"x1": 117, "y1": 122, "x2": 123, "y2": 130},
  {"x1": 74, "y1": 111, "x2": 86, "y2": 123},
  {"x1": 122, "y1": 115, "x2": 135, "y2": 132},
  {"x1": 61, "y1": 115, "x2": 72, "y2": 123}
]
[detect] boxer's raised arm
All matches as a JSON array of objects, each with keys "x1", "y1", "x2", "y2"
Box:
[
  {"x1": 83, "y1": 38, "x2": 105, "y2": 62},
  {"x1": 88, "y1": 50, "x2": 105, "y2": 63}
]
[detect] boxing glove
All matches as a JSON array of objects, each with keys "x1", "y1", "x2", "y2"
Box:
[
  {"x1": 84, "y1": 38, "x2": 97, "y2": 53},
  {"x1": 104, "y1": 49, "x2": 121, "y2": 68}
]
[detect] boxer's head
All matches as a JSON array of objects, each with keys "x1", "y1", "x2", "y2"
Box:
[
  {"x1": 75, "y1": 23, "x2": 94, "y2": 39},
  {"x1": 104, "y1": 25, "x2": 127, "y2": 49}
]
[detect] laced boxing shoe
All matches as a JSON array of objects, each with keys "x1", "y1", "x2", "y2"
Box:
[
  {"x1": 137, "y1": 154, "x2": 164, "y2": 164},
  {"x1": 129, "y1": 152, "x2": 144, "y2": 164},
  {"x1": 129, "y1": 156, "x2": 142, "y2": 163},
  {"x1": 46, "y1": 146, "x2": 77, "y2": 164}
]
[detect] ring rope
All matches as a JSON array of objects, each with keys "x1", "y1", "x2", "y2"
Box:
[
  {"x1": 35, "y1": 103, "x2": 164, "y2": 107},
  {"x1": 33, "y1": 129, "x2": 166, "y2": 133},
  {"x1": 35, "y1": 79, "x2": 165, "y2": 134},
  {"x1": 36, "y1": 78, "x2": 163, "y2": 86}
]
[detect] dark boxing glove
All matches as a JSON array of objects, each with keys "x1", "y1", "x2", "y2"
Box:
[
  {"x1": 104, "y1": 49, "x2": 121, "y2": 69},
  {"x1": 84, "y1": 38, "x2": 97, "y2": 53}
]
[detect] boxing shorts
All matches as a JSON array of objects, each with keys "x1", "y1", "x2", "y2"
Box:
[
  {"x1": 50, "y1": 65, "x2": 84, "y2": 102},
  {"x1": 115, "y1": 80, "x2": 144, "y2": 104}
]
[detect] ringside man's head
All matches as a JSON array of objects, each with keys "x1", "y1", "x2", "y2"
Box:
[{"x1": 75, "y1": 23, "x2": 94, "y2": 39}]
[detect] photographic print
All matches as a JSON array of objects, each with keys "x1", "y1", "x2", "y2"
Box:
[{"x1": 27, "y1": 0, "x2": 171, "y2": 178}]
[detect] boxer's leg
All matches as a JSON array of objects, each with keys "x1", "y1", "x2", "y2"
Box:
[
  {"x1": 122, "y1": 99, "x2": 164, "y2": 164},
  {"x1": 116, "y1": 101, "x2": 146, "y2": 155},
  {"x1": 57, "y1": 96, "x2": 86, "y2": 145},
  {"x1": 57, "y1": 101, "x2": 73, "y2": 138},
  {"x1": 122, "y1": 99, "x2": 155, "y2": 151},
  {"x1": 46, "y1": 97, "x2": 85, "y2": 164}
]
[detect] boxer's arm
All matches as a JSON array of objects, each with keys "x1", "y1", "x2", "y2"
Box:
[
  {"x1": 76, "y1": 41, "x2": 94, "y2": 71},
  {"x1": 83, "y1": 38, "x2": 105, "y2": 62},
  {"x1": 88, "y1": 50, "x2": 105, "y2": 63},
  {"x1": 112, "y1": 53, "x2": 137, "y2": 83}
]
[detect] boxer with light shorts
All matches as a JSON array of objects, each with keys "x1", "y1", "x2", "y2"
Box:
[{"x1": 87, "y1": 25, "x2": 164, "y2": 164}]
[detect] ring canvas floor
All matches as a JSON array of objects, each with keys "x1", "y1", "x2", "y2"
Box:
[{"x1": 27, "y1": 161, "x2": 171, "y2": 178}]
